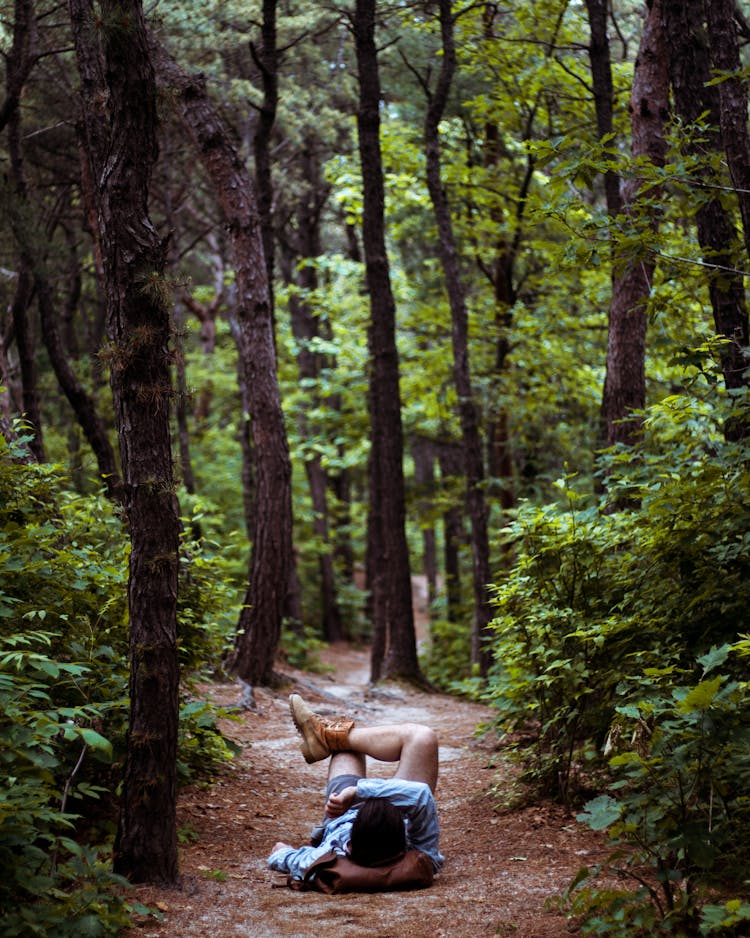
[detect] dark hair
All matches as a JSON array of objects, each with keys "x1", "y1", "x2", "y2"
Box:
[{"x1": 348, "y1": 797, "x2": 406, "y2": 867}]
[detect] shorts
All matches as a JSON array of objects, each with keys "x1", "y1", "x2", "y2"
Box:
[
  {"x1": 310, "y1": 773, "x2": 364, "y2": 846},
  {"x1": 325, "y1": 772, "x2": 363, "y2": 800}
]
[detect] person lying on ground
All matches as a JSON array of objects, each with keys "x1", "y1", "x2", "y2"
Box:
[{"x1": 267, "y1": 694, "x2": 444, "y2": 882}]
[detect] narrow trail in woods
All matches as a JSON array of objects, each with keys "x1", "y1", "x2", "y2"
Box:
[{"x1": 125, "y1": 634, "x2": 610, "y2": 938}]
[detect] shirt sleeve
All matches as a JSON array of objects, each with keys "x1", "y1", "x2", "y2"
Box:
[
  {"x1": 354, "y1": 778, "x2": 445, "y2": 872},
  {"x1": 266, "y1": 812, "x2": 355, "y2": 881},
  {"x1": 267, "y1": 842, "x2": 331, "y2": 881}
]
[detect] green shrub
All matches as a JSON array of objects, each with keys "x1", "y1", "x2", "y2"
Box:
[
  {"x1": 421, "y1": 614, "x2": 473, "y2": 689},
  {"x1": 0, "y1": 631, "x2": 133, "y2": 937},
  {"x1": 0, "y1": 425, "x2": 239, "y2": 933},
  {"x1": 570, "y1": 641, "x2": 750, "y2": 935},
  {"x1": 484, "y1": 392, "x2": 750, "y2": 803}
]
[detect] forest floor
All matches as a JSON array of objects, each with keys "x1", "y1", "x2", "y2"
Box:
[{"x1": 123, "y1": 637, "x2": 612, "y2": 938}]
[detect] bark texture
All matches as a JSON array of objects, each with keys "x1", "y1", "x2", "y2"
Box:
[
  {"x1": 601, "y1": 0, "x2": 669, "y2": 449},
  {"x1": 706, "y1": 0, "x2": 750, "y2": 264},
  {"x1": 353, "y1": 0, "x2": 422, "y2": 683},
  {"x1": 424, "y1": 0, "x2": 493, "y2": 673},
  {"x1": 69, "y1": 0, "x2": 181, "y2": 883},
  {"x1": 585, "y1": 0, "x2": 623, "y2": 218},
  {"x1": 662, "y1": 0, "x2": 749, "y2": 411},
  {"x1": 153, "y1": 44, "x2": 293, "y2": 686}
]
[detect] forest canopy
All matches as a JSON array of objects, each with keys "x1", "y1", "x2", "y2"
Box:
[{"x1": 2, "y1": 0, "x2": 750, "y2": 934}]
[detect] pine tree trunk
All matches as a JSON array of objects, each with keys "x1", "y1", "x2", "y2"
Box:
[
  {"x1": 153, "y1": 45, "x2": 292, "y2": 686},
  {"x1": 601, "y1": 0, "x2": 669, "y2": 449},
  {"x1": 425, "y1": 0, "x2": 493, "y2": 674},
  {"x1": 70, "y1": 0, "x2": 180, "y2": 883},
  {"x1": 706, "y1": 0, "x2": 750, "y2": 264},
  {"x1": 353, "y1": 0, "x2": 422, "y2": 683},
  {"x1": 662, "y1": 0, "x2": 749, "y2": 415},
  {"x1": 585, "y1": 0, "x2": 623, "y2": 219}
]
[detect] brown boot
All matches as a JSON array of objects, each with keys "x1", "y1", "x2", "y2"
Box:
[{"x1": 289, "y1": 694, "x2": 355, "y2": 764}]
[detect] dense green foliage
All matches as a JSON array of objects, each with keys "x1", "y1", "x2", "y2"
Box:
[
  {"x1": 0, "y1": 426, "x2": 239, "y2": 933},
  {"x1": 479, "y1": 380, "x2": 750, "y2": 932},
  {"x1": 3, "y1": 0, "x2": 750, "y2": 932}
]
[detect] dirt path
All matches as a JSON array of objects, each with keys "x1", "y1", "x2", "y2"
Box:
[{"x1": 126, "y1": 644, "x2": 608, "y2": 937}]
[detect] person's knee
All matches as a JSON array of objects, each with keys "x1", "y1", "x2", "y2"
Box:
[{"x1": 408, "y1": 724, "x2": 438, "y2": 754}]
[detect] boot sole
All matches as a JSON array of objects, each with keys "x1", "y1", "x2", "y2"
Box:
[{"x1": 289, "y1": 694, "x2": 327, "y2": 763}]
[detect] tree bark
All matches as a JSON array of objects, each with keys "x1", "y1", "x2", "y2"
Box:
[
  {"x1": 7, "y1": 262, "x2": 44, "y2": 461},
  {"x1": 424, "y1": 0, "x2": 493, "y2": 674},
  {"x1": 601, "y1": 0, "x2": 669, "y2": 449},
  {"x1": 706, "y1": 0, "x2": 750, "y2": 264},
  {"x1": 353, "y1": 0, "x2": 423, "y2": 683},
  {"x1": 585, "y1": 0, "x2": 623, "y2": 219},
  {"x1": 153, "y1": 44, "x2": 293, "y2": 687},
  {"x1": 662, "y1": 0, "x2": 749, "y2": 415},
  {"x1": 251, "y1": 0, "x2": 278, "y2": 309},
  {"x1": 69, "y1": 0, "x2": 181, "y2": 883},
  {"x1": 4, "y1": 0, "x2": 43, "y2": 460}
]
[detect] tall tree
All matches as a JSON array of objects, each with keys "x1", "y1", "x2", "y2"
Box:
[
  {"x1": 153, "y1": 42, "x2": 293, "y2": 689},
  {"x1": 352, "y1": 0, "x2": 422, "y2": 683},
  {"x1": 422, "y1": 0, "x2": 493, "y2": 673},
  {"x1": 661, "y1": 0, "x2": 749, "y2": 421},
  {"x1": 600, "y1": 0, "x2": 669, "y2": 449},
  {"x1": 706, "y1": 0, "x2": 750, "y2": 265},
  {"x1": 69, "y1": 0, "x2": 181, "y2": 882},
  {"x1": 585, "y1": 0, "x2": 623, "y2": 220},
  {"x1": 3, "y1": 0, "x2": 43, "y2": 460}
]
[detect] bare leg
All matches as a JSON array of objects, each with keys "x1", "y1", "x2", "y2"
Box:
[
  {"x1": 344, "y1": 723, "x2": 439, "y2": 792},
  {"x1": 327, "y1": 750, "x2": 366, "y2": 781},
  {"x1": 288, "y1": 695, "x2": 439, "y2": 790}
]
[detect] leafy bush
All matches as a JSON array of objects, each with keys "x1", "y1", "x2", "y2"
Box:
[
  {"x1": 421, "y1": 614, "x2": 474, "y2": 689},
  {"x1": 0, "y1": 631, "x2": 133, "y2": 937},
  {"x1": 482, "y1": 389, "x2": 750, "y2": 933},
  {"x1": 0, "y1": 425, "x2": 240, "y2": 933},
  {"x1": 483, "y1": 391, "x2": 750, "y2": 803},
  {"x1": 570, "y1": 641, "x2": 750, "y2": 935},
  {"x1": 177, "y1": 697, "x2": 242, "y2": 783},
  {"x1": 484, "y1": 488, "x2": 633, "y2": 800}
]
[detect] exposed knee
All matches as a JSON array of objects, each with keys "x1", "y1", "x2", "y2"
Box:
[{"x1": 407, "y1": 723, "x2": 438, "y2": 754}]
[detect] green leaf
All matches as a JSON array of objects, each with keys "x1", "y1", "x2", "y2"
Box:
[
  {"x1": 576, "y1": 795, "x2": 622, "y2": 831},
  {"x1": 676, "y1": 675, "x2": 723, "y2": 713},
  {"x1": 78, "y1": 727, "x2": 113, "y2": 757},
  {"x1": 697, "y1": 643, "x2": 731, "y2": 675}
]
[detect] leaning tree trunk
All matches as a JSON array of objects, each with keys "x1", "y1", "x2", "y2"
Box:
[
  {"x1": 662, "y1": 0, "x2": 749, "y2": 417},
  {"x1": 601, "y1": 0, "x2": 669, "y2": 450},
  {"x1": 425, "y1": 0, "x2": 494, "y2": 674},
  {"x1": 153, "y1": 44, "x2": 293, "y2": 688},
  {"x1": 353, "y1": 0, "x2": 423, "y2": 683},
  {"x1": 69, "y1": 0, "x2": 181, "y2": 883}
]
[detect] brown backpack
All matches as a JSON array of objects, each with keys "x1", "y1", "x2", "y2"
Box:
[{"x1": 286, "y1": 848, "x2": 434, "y2": 894}]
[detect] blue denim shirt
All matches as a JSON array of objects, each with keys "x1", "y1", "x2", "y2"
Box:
[{"x1": 267, "y1": 778, "x2": 444, "y2": 881}]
